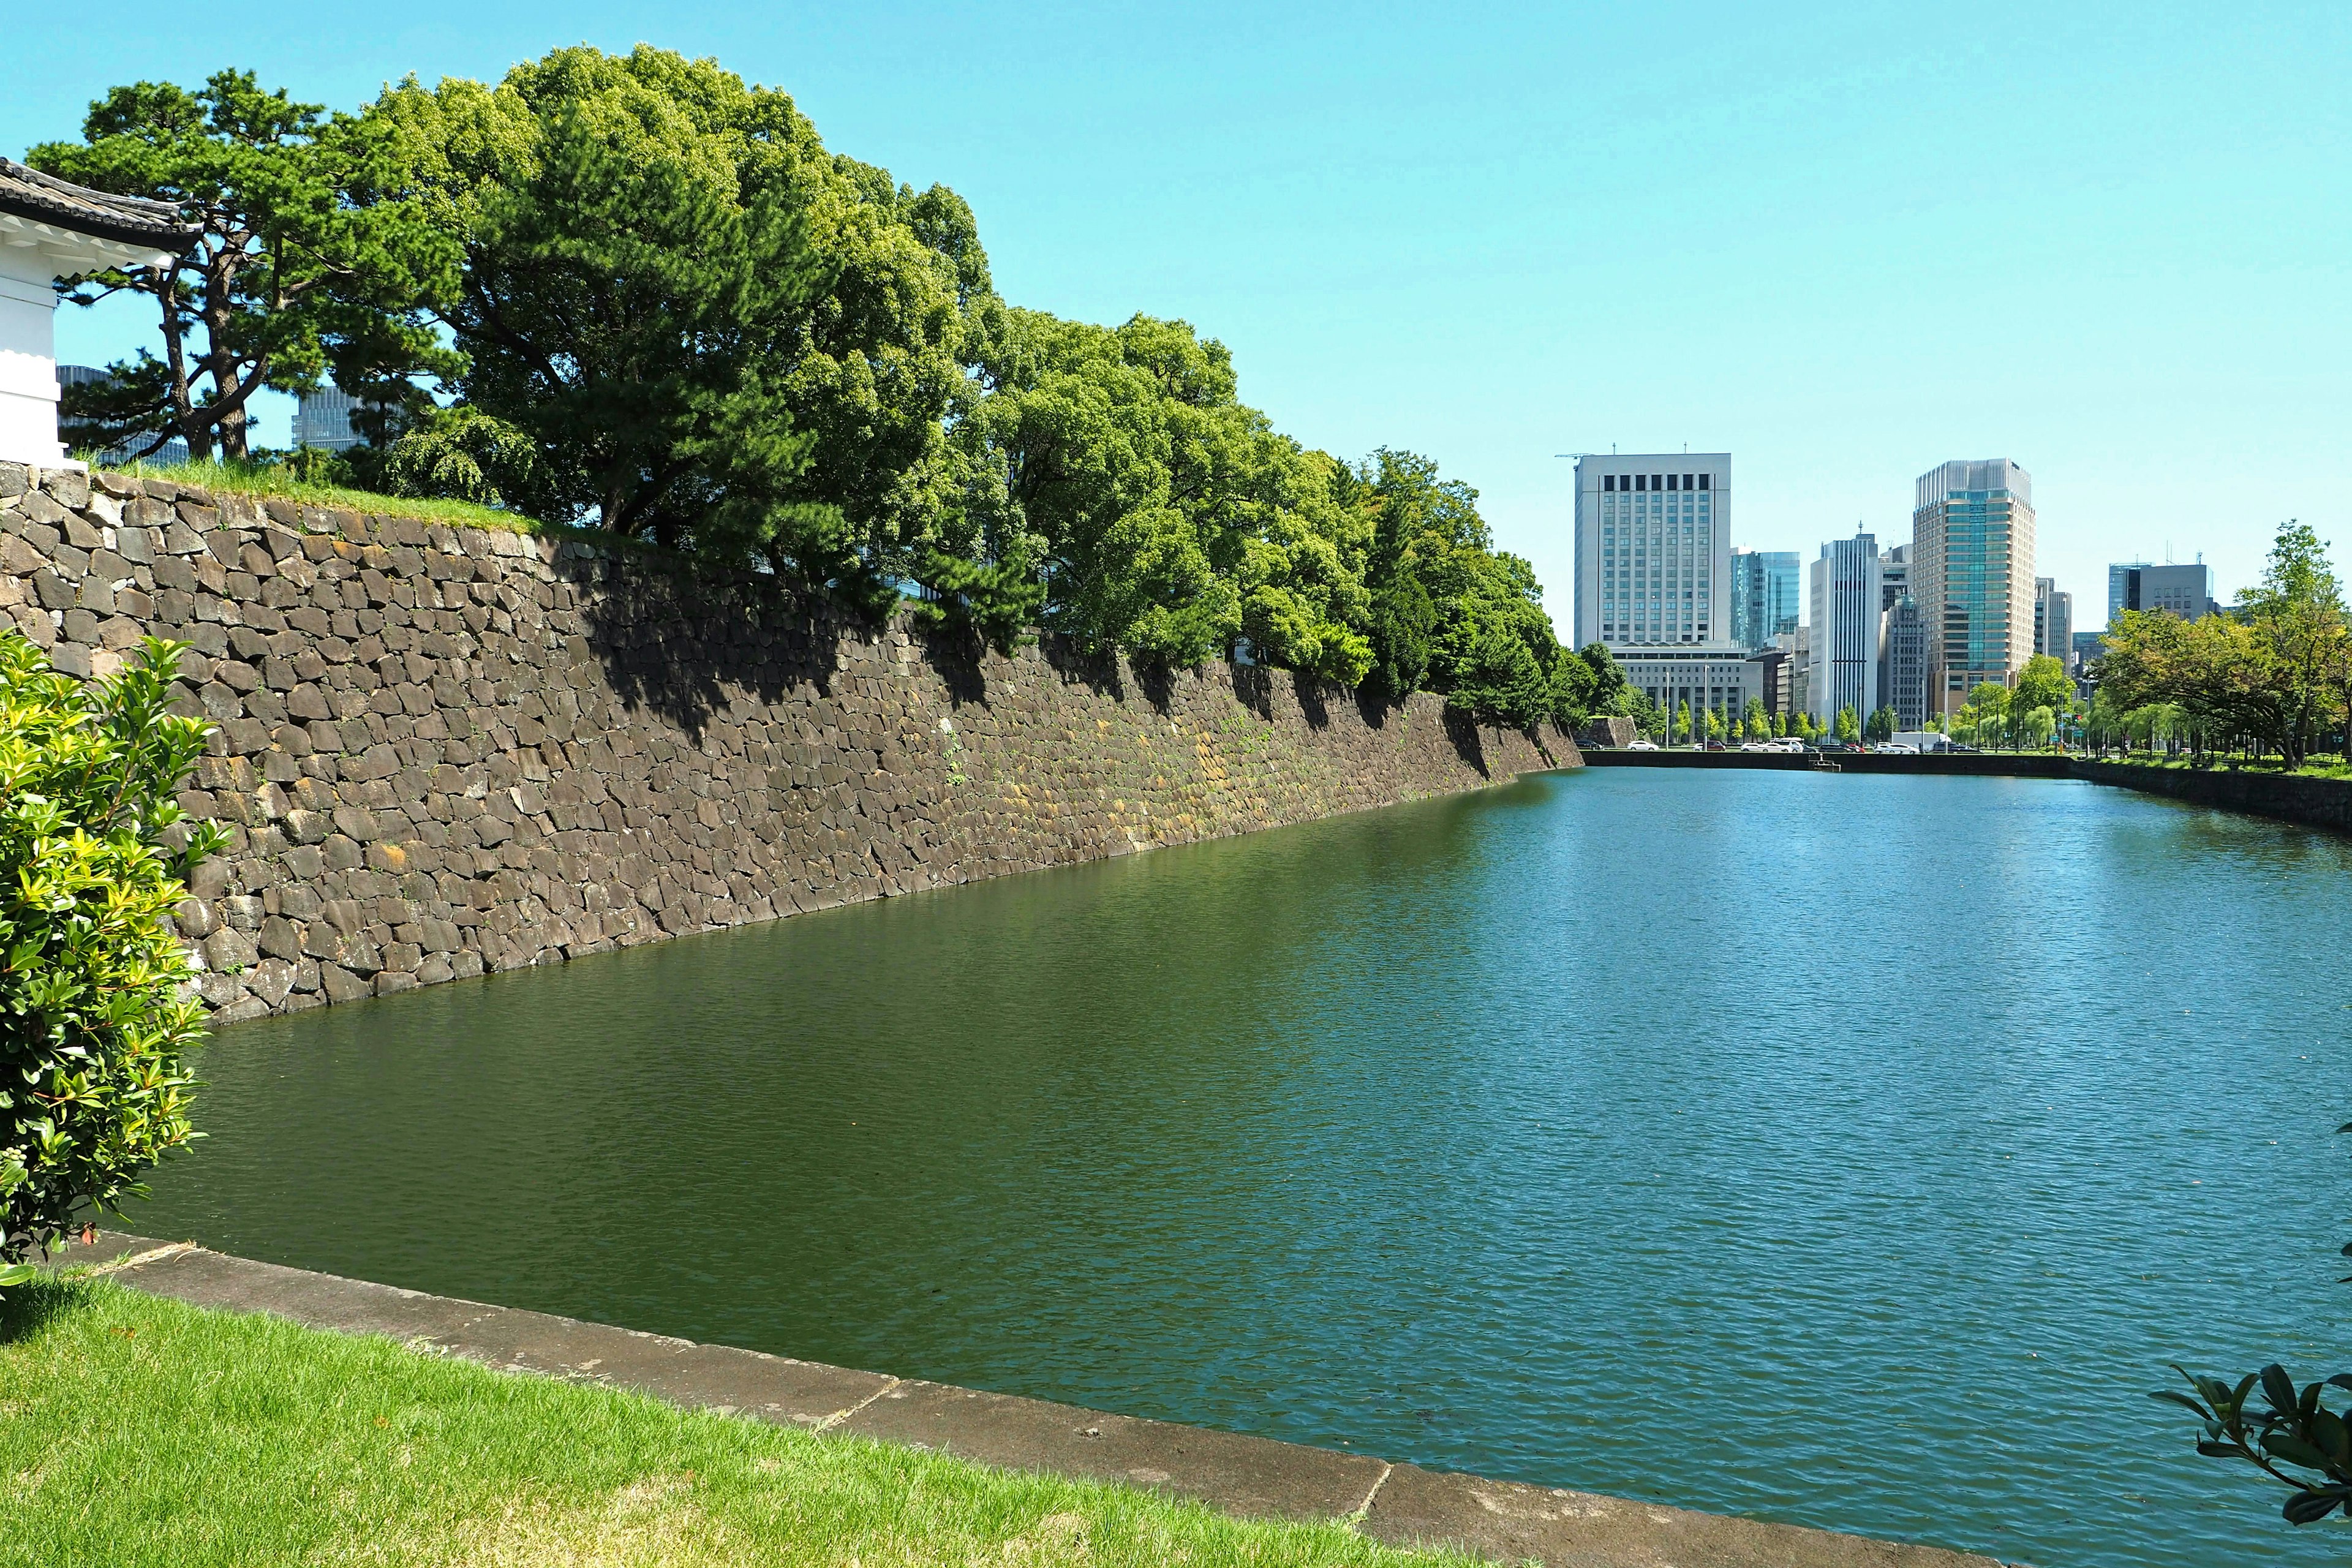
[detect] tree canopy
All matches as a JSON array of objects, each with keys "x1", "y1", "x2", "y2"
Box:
[
  {"x1": 31, "y1": 71, "x2": 456, "y2": 463},
  {"x1": 2093, "y1": 522, "x2": 2350, "y2": 764},
  {"x1": 36, "y1": 45, "x2": 1592, "y2": 726}
]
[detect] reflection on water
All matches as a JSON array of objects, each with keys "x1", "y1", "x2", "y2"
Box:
[{"x1": 147, "y1": 769, "x2": 2352, "y2": 1567}]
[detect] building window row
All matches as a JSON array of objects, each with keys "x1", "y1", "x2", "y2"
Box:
[{"x1": 1602, "y1": 473, "x2": 1711, "y2": 492}]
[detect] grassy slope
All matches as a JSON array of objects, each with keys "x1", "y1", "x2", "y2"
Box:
[
  {"x1": 1, "y1": 1275, "x2": 1472, "y2": 1568},
  {"x1": 98, "y1": 458, "x2": 540, "y2": 535}
]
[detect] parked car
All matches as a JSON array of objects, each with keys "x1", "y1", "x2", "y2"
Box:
[
  {"x1": 1703, "y1": 741, "x2": 1727, "y2": 752},
  {"x1": 1877, "y1": 742, "x2": 1918, "y2": 755},
  {"x1": 1627, "y1": 738, "x2": 1659, "y2": 751}
]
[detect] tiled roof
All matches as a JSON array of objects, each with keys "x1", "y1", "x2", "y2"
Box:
[{"x1": 0, "y1": 157, "x2": 197, "y2": 251}]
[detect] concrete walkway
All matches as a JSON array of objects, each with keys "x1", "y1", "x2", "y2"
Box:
[{"x1": 59, "y1": 1234, "x2": 2005, "y2": 1567}]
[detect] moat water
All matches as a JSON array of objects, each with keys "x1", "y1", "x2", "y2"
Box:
[{"x1": 145, "y1": 769, "x2": 2352, "y2": 1567}]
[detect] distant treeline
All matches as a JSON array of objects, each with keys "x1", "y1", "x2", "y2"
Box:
[
  {"x1": 35, "y1": 47, "x2": 1637, "y2": 729},
  {"x1": 2092, "y1": 521, "x2": 2351, "y2": 764}
]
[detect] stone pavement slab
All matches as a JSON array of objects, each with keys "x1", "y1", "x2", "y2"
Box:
[
  {"x1": 837, "y1": 1376, "x2": 1389, "y2": 1521},
  {"x1": 48, "y1": 1234, "x2": 2010, "y2": 1567},
  {"x1": 1361, "y1": 1462, "x2": 1996, "y2": 1568}
]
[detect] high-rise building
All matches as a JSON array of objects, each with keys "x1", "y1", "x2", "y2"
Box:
[
  {"x1": 1880, "y1": 543, "x2": 1910, "y2": 609},
  {"x1": 1574, "y1": 454, "x2": 1732, "y2": 650},
  {"x1": 1882, "y1": 593, "x2": 1929, "y2": 729},
  {"x1": 1575, "y1": 454, "x2": 1763, "y2": 731},
  {"x1": 2108, "y1": 562, "x2": 2218, "y2": 622},
  {"x1": 292, "y1": 385, "x2": 372, "y2": 452},
  {"x1": 2071, "y1": 629, "x2": 2105, "y2": 674},
  {"x1": 1913, "y1": 459, "x2": 2035, "y2": 717},
  {"x1": 1730, "y1": 548, "x2": 1801, "y2": 651},
  {"x1": 2034, "y1": 578, "x2": 2073, "y2": 662},
  {"x1": 1808, "y1": 531, "x2": 1882, "y2": 728}
]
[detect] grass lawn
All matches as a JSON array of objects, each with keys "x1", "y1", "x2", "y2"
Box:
[{"x1": 2, "y1": 1274, "x2": 1474, "y2": 1567}]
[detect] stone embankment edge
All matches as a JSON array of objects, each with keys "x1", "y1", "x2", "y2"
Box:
[
  {"x1": 1580, "y1": 747, "x2": 2352, "y2": 834},
  {"x1": 58, "y1": 1234, "x2": 2005, "y2": 1568},
  {"x1": 2068, "y1": 759, "x2": 2352, "y2": 835}
]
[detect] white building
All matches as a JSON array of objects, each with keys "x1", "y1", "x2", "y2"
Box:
[
  {"x1": 1574, "y1": 452, "x2": 1765, "y2": 729},
  {"x1": 1574, "y1": 452, "x2": 1732, "y2": 650},
  {"x1": 1, "y1": 159, "x2": 194, "y2": 468},
  {"x1": 1808, "y1": 531, "x2": 1882, "y2": 728}
]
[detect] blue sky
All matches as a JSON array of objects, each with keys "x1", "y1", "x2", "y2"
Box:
[{"x1": 10, "y1": 1, "x2": 2345, "y2": 629}]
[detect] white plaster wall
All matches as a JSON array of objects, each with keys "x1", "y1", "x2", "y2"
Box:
[{"x1": 0, "y1": 251, "x2": 63, "y2": 466}]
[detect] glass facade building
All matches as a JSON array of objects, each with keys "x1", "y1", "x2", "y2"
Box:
[
  {"x1": 1913, "y1": 459, "x2": 2036, "y2": 718},
  {"x1": 1730, "y1": 548, "x2": 1801, "y2": 651}
]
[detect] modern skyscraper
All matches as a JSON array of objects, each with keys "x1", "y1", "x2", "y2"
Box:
[
  {"x1": 1574, "y1": 454, "x2": 1762, "y2": 731},
  {"x1": 1730, "y1": 548, "x2": 1801, "y2": 651},
  {"x1": 1574, "y1": 454, "x2": 1732, "y2": 650},
  {"x1": 2034, "y1": 578, "x2": 2073, "y2": 661},
  {"x1": 1808, "y1": 531, "x2": 1882, "y2": 728},
  {"x1": 1880, "y1": 543, "x2": 1910, "y2": 610},
  {"x1": 292, "y1": 385, "x2": 371, "y2": 452},
  {"x1": 1879, "y1": 545, "x2": 1927, "y2": 728},
  {"x1": 1882, "y1": 594, "x2": 1929, "y2": 729},
  {"x1": 1913, "y1": 459, "x2": 2036, "y2": 717},
  {"x1": 2108, "y1": 562, "x2": 2218, "y2": 622}
]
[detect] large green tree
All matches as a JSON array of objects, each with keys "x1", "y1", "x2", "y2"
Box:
[
  {"x1": 951, "y1": 309, "x2": 1256, "y2": 665},
  {"x1": 30, "y1": 70, "x2": 456, "y2": 462},
  {"x1": 2013, "y1": 653, "x2": 2073, "y2": 718},
  {"x1": 369, "y1": 46, "x2": 996, "y2": 590}
]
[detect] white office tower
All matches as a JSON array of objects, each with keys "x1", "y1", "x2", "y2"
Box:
[
  {"x1": 1808, "y1": 532, "x2": 1882, "y2": 728},
  {"x1": 1574, "y1": 453, "x2": 1731, "y2": 648},
  {"x1": 1913, "y1": 459, "x2": 2035, "y2": 717},
  {"x1": 1573, "y1": 453, "x2": 1761, "y2": 729}
]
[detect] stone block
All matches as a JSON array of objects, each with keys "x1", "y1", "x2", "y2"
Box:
[
  {"x1": 245, "y1": 958, "x2": 298, "y2": 1008},
  {"x1": 202, "y1": 928, "x2": 258, "y2": 971},
  {"x1": 318, "y1": 963, "x2": 369, "y2": 1004},
  {"x1": 256, "y1": 916, "x2": 302, "y2": 961}
]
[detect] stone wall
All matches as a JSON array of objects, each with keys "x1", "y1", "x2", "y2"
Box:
[
  {"x1": 1, "y1": 464, "x2": 1575, "y2": 1022},
  {"x1": 2073, "y1": 758, "x2": 2352, "y2": 835}
]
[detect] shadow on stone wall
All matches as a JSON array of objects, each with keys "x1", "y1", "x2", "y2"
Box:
[
  {"x1": 1442, "y1": 708, "x2": 1494, "y2": 776},
  {"x1": 571, "y1": 552, "x2": 848, "y2": 737}
]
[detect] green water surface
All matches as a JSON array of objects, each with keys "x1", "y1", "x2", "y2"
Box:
[{"x1": 145, "y1": 769, "x2": 2352, "y2": 1566}]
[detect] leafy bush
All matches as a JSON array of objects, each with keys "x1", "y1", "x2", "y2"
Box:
[
  {"x1": 2155, "y1": 1121, "x2": 2352, "y2": 1527},
  {"x1": 0, "y1": 635, "x2": 224, "y2": 1284},
  {"x1": 2158, "y1": 1363, "x2": 2352, "y2": 1524}
]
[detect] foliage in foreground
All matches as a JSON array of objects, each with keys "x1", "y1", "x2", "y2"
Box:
[
  {"x1": 0, "y1": 635, "x2": 221, "y2": 1282},
  {"x1": 0, "y1": 1272, "x2": 1469, "y2": 1567},
  {"x1": 34, "y1": 45, "x2": 1613, "y2": 728},
  {"x1": 2155, "y1": 1121, "x2": 2352, "y2": 1528}
]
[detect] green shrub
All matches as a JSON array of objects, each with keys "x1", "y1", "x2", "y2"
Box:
[{"x1": 0, "y1": 634, "x2": 224, "y2": 1284}]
